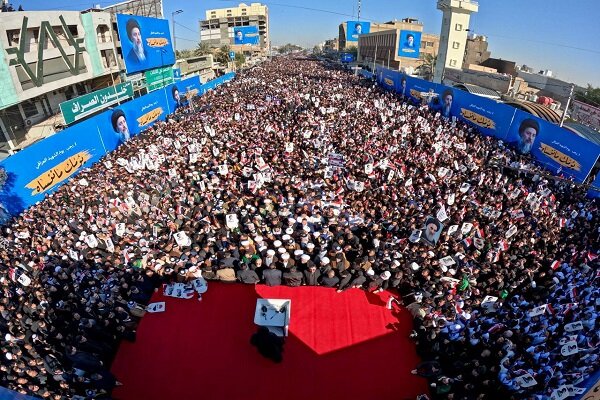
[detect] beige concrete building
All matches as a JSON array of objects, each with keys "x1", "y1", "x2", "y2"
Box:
[
  {"x1": 434, "y1": 0, "x2": 478, "y2": 83},
  {"x1": 200, "y1": 2, "x2": 268, "y2": 54},
  {"x1": 355, "y1": 19, "x2": 439, "y2": 75},
  {"x1": 463, "y1": 34, "x2": 490, "y2": 68}
]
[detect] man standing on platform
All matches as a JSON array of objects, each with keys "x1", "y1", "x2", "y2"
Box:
[{"x1": 263, "y1": 264, "x2": 282, "y2": 286}]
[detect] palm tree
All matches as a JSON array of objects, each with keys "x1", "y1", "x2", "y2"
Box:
[
  {"x1": 194, "y1": 42, "x2": 213, "y2": 56},
  {"x1": 215, "y1": 45, "x2": 231, "y2": 65},
  {"x1": 418, "y1": 53, "x2": 437, "y2": 81}
]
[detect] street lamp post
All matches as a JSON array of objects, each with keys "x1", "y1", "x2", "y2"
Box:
[{"x1": 172, "y1": 9, "x2": 183, "y2": 56}]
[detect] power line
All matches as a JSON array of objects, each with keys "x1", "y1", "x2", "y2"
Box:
[
  {"x1": 175, "y1": 21, "x2": 199, "y2": 35},
  {"x1": 174, "y1": 36, "x2": 199, "y2": 43},
  {"x1": 484, "y1": 33, "x2": 600, "y2": 55},
  {"x1": 217, "y1": 0, "x2": 378, "y2": 22}
]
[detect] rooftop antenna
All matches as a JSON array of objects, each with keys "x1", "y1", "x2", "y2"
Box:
[{"x1": 357, "y1": 0, "x2": 361, "y2": 21}]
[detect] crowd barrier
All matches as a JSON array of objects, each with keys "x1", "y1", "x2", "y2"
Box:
[
  {"x1": 373, "y1": 67, "x2": 600, "y2": 197},
  {"x1": 0, "y1": 72, "x2": 235, "y2": 219}
]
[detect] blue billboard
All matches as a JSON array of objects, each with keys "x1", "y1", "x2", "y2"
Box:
[
  {"x1": 505, "y1": 110, "x2": 600, "y2": 182},
  {"x1": 340, "y1": 53, "x2": 355, "y2": 63},
  {"x1": 346, "y1": 21, "x2": 371, "y2": 42},
  {"x1": 99, "y1": 89, "x2": 170, "y2": 151},
  {"x1": 0, "y1": 117, "x2": 107, "y2": 216},
  {"x1": 451, "y1": 90, "x2": 517, "y2": 139},
  {"x1": 164, "y1": 75, "x2": 203, "y2": 113},
  {"x1": 233, "y1": 26, "x2": 259, "y2": 45},
  {"x1": 398, "y1": 30, "x2": 421, "y2": 58},
  {"x1": 0, "y1": 73, "x2": 235, "y2": 218},
  {"x1": 116, "y1": 14, "x2": 175, "y2": 75}
]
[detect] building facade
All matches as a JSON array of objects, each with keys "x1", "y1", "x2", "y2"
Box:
[
  {"x1": 0, "y1": 1, "x2": 166, "y2": 150},
  {"x1": 463, "y1": 34, "x2": 490, "y2": 68},
  {"x1": 434, "y1": 0, "x2": 478, "y2": 83},
  {"x1": 200, "y1": 2, "x2": 268, "y2": 53},
  {"x1": 356, "y1": 19, "x2": 439, "y2": 75}
]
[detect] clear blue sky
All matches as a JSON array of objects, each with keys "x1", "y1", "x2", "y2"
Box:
[{"x1": 14, "y1": 0, "x2": 600, "y2": 86}]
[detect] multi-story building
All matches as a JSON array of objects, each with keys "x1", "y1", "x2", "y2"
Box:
[
  {"x1": 339, "y1": 19, "x2": 422, "y2": 51},
  {"x1": 200, "y1": 2, "x2": 268, "y2": 54},
  {"x1": 463, "y1": 34, "x2": 490, "y2": 68},
  {"x1": 0, "y1": 0, "x2": 165, "y2": 151},
  {"x1": 356, "y1": 19, "x2": 439, "y2": 75}
]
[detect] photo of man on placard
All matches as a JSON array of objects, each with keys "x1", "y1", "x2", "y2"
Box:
[
  {"x1": 125, "y1": 18, "x2": 147, "y2": 65},
  {"x1": 420, "y1": 216, "x2": 444, "y2": 246},
  {"x1": 235, "y1": 29, "x2": 244, "y2": 44},
  {"x1": 111, "y1": 109, "x2": 130, "y2": 144}
]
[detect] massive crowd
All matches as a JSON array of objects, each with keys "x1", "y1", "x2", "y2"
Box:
[{"x1": 0, "y1": 56, "x2": 598, "y2": 399}]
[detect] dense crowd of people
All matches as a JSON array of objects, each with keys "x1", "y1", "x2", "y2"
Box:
[{"x1": 0, "y1": 56, "x2": 598, "y2": 399}]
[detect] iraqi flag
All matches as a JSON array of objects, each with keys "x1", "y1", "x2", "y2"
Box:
[
  {"x1": 461, "y1": 237, "x2": 473, "y2": 250},
  {"x1": 498, "y1": 239, "x2": 509, "y2": 251},
  {"x1": 559, "y1": 218, "x2": 567, "y2": 228},
  {"x1": 550, "y1": 260, "x2": 561, "y2": 270},
  {"x1": 587, "y1": 251, "x2": 598, "y2": 262},
  {"x1": 123, "y1": 249, "x2": 131, "y2": 264}
]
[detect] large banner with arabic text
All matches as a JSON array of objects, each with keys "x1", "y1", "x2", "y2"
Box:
[
  {"x1": 97, "y1": 89, "x2": 169, "y2": 152},
  {"x1": 0, "y1": 73, "x2": 236, "y2": 218},
  {"x1": 60, "y1": 82, "x2": 133, "y2": 125},
  {"x1": 373, "y1": 66, "x2": 600, "y2": 185},
  {"x1": 0, "y1": 117, "x2": 106, "y2": 216},
  {"x1": 505, "y1": 110, "x2": 600, "y2": 182},
  {"x1": 116, "y1": 14, "x2": 175, "y2": 75}
]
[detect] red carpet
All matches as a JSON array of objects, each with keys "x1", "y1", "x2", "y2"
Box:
[{"x1": 111, "y1": 283, "x2": 429, "y2": 400}]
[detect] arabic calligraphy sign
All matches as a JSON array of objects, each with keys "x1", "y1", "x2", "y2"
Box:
[
  {"x1": 146, "y1": 66, "x2": 174, "y2": 92},
  {"x1": 60, "y1": 82, "x2": 133, "y2": 125},
  {"x1": 25, "y1": 150, "x2": 92, "y2": 195},
  {"x1": 460, "y1": 108, "x2": 496, "y2": 130}
]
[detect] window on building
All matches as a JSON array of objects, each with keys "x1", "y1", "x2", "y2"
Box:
[
  {"x1": 7, "y1": 29, "x2": 20, "y2": 46},
  {"x1": 449, "y1": 59, "x2": 457, "y2": 67},
  {"x1": 427, "y1": 41, "x2": 434, "y2": 47},
  {"x1": 420, "y1": 42, "x2": 426, "y2": 49},
  {"x1": 68, "y1": 25, "x2": 78, "y2": 37},
  {"x1": 452, "y1": 41, "x2": 460, "y2": 49},
  {"x1": 96, "y1": 25, "x2": 111, "y2": 43},
  {"x1": 21, "y1": 100, "x2": 39, "y2": 119},
  {"x1": 455, "y1": 23, "x2": 463, "y2": 31}
]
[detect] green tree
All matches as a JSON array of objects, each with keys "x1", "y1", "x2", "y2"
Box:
[
  {"x1": 175, "y1": 49, "x2": 193, "y2": 59},
  {"x1": 417, "y1": 53, "x2": 437, "y2": 81},
  {"x1": 215, "y1": 45, "x2": 231, "y2": 65},
  {"x1": 575, "y1": 84, "x2": 600, "y2": 107},
  {"x1": 194, "y1": 42, "x2": 213, "y2": 56},
  {"x1": 234, "y1": 52, "x2": 246, "y2": 68}
]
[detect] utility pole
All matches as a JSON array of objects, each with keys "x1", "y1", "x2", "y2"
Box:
[
  {"x1": 560, "y1": 83, "x2": 575, "y2": 128},
  {"x1": 357, "y1": 0, "x2": 361, "y2": 21},
  {"x1": 172, "y1": 10, "x2": 183, "y2": 57},
  {"x1": 372, "y1": 40, "x2": 377, "y2": 73}
]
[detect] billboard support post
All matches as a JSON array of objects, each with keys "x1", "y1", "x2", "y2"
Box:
[{"x1": 560, "y1": 84, "x2": 575, "y2": 128}]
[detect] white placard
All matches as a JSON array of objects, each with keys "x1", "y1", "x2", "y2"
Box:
[
  {"x1": 364, "y1": 163, "x2": 373, "y2": 175},
  {"x1": 527, "y1": 304, "x2": 547, "y2": 317},
  {"x1": 226, "y1": 214, "x2": 239, "y2": 230},
  {"x1": 436, "y1": 206, "x2": 449, "y2": 222},
  {"x1": 447, "y1": 193, "x2": 455, "y2": 205},
  {"x1": 116, "y1": 223, "x2": 126, "y2": 237},
  {"x1": 146, "y1": 302, "x2": 166, "y2": 313},
  {"x1": 174, "y1": 231, "x2": 191, "y2": 247},
  {"x1": 560, "y1": 341, "x2": 579, "y2": 356},
  {"x1": 564, "y1": 321, "x2": 583, "y2": 333},
  {"x1": 481, "y1": 296, "x2": 498, "y2": 312},
  {"x1": 218, "y1": 164, "x2": 229, "y2": 176},
  {"x1": 409, "y1": 229, "x2": 422, "y2": 243},
  {"x1": 105, "y1": 238, "x2": 114, "y2": 253},
  {"x1": 447, "y1": 225, "x2": 458, "y2": 236},
  {"x1": 461, "y1": 222, "x2": 473, "y2": 235},
  {"x1": 459, "y1": 183, "x2": 471, "y2": 193},
  {"x1": 439, "y1": 256, "x2": 456, "y2": 267},
  {"x1": 559, "y1": 335, "x2": 578, "y2": 346},
  {"x1": 84, "y1": 234, "x2": 98, "y2": 248},
  {"x1": 285, "y1": 142, "x2": 294, "y2": 152},
  {"x1": 17, "y1": 273, "x2": 31, "y2": 287},
  {"x1": 69, "y1": 249, "x2": 79, "y2": 261},
  {"x1": 515, "y1": 373, "x2": 537, "y2": 388},
  {"x1": 505, "y1": 225, "x2": 518, "y2": 239}
]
